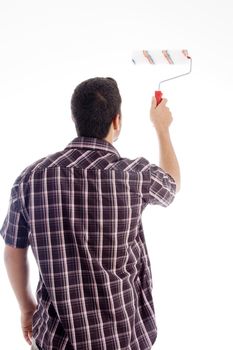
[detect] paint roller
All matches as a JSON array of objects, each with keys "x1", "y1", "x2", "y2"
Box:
[{"x1": 132, "y1": 50, "x2": 192, "y2": 104}]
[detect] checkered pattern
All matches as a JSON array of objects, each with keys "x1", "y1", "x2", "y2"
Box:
[{"x1": 1, "y1": 137, "x2": 176, "y2": 350}]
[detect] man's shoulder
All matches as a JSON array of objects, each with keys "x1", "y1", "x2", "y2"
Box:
[
  {"x1": 14, "y1": 149, "x2": 65, "y2": 185},
  {"x1": 108, "y1": 156, "x2": 151, "y2": 174}
]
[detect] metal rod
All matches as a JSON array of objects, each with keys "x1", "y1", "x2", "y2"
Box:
[{"x1": 158, "y1": 57, "x2": 192, "y2": 90}]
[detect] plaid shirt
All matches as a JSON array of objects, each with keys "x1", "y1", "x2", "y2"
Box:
[{"x1": 1, "y1": 137, "x2": 176, "y2": 350}]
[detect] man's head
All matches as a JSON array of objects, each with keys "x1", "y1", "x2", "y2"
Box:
[{"x1": 71, "y1": 77, "x2": 122, "y2": 143}]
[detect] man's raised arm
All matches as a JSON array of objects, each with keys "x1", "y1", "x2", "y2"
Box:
[{"x1": 150, "y1": 96, "x2": 181, "y2": 192}]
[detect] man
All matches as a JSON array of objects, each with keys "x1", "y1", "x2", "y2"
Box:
[{"x1": 1, "y1": 77, "x2": 180, "y2": 350}]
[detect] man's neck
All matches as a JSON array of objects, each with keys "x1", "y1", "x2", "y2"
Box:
[{"x1": 104, "y1": 133, "x2": 113, "y2": 144}]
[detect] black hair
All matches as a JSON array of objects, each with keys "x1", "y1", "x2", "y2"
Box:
[{"x1": 71, "y1": 77, "x2": 122, "y2": 139}]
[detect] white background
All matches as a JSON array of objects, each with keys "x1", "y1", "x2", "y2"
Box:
[{"x1": 0, "y1": 0, "x2": 233, "y2": 349}]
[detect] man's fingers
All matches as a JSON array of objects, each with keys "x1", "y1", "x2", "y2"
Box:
[
  {"x1": 23, "y1": 330, "x2": 32, "y2": 345},
  {"x1": 160, "y1": 98, "x2": 168, "y2": 106}
]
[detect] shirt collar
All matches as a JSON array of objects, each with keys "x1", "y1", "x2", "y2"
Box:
[{"x1": 65, "y1": 136, "x2": 120, "y2": 158}]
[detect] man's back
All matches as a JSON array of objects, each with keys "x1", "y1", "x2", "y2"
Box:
[{"x1": 1, "y1": 136, "x2": 176, "y2": 349}]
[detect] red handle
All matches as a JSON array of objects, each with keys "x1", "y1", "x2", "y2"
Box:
[{"x1": 155, "y1": 90, "x2": 163, "y2": 105}]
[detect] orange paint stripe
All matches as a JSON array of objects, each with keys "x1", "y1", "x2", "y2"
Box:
[
  {"x1": 143, "y1": 50, "x2": 154, "y2": 64},
  {"x1": 182, "y1": 50, "x2": 189, "y2": 58},
  {"x1": 162, "y1": 50, "x2": 174, "y2": 64}
]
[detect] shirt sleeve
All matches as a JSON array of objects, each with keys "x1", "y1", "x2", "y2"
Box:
[
  {"x1": 146, "y1": 164, "x2": 177, "y2": 207},
  {"x1": 0, "y1": 181, "x2": 29, "y2": 248}
]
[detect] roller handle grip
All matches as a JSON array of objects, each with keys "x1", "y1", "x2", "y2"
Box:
[{"x1": 155, "y1": 91, "x2": 163, "y2": 105}]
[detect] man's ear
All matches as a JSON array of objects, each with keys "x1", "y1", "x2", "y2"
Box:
[{"x1": 112, "y1": 114, "x2": 121, "y2": 131}]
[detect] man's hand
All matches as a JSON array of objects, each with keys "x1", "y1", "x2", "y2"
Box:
[
  {"x1": 20, "y1": 302, "x2": 37, "y2": 345},
  {"x1": 150, "y1": 96, "x2": 173, "y2": 135},
  {"x1": 4, "y1": 245, "x2": 37, "y2": 345}
]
